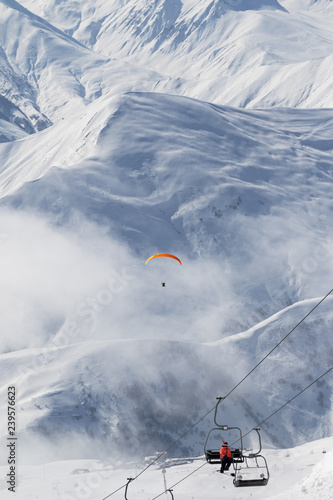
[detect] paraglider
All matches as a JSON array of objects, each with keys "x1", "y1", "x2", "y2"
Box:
[
  {"x1": 145, "y1": 254, "x2": 182, "y2": 266},
  {"x1": 145, "y1": 254, "x2": 182, "y2": 287}
]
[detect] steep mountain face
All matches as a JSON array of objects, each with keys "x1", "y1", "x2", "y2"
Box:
[
  {"x1": 0, "y1": 46, "x2": 51, "y2": 135},
  {"x1": 1, "y1": 92, "x2": 332, "y2": 341},
  {"x1": 0, "y1": 94, "x2": 36, "y2": 140},
  {"x1": 0, "y1": 0, "x2": 332, "y2": 463},
  {"x1": 0, "y1": 0, "x2": 176, "y2": 131}
]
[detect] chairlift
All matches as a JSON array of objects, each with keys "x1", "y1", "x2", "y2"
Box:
[
  {"x1": 124, "y1": 476, "x2": 176, "y2": 499},
  {"x1": 232, "y1": 428, "x2": 270, "y2": 487},
  {"x1": 204, "y1": 398, "x2": 269, "y2": 487},
  {"x1": 124, "y1": 478, "x2": 133, "y2": 500}
]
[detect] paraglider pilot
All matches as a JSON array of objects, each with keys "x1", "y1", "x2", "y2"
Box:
[
  {"x1": 161, "y1": 282, "x2": 166, "y2": 287},
  {"x1": 220, "y1": 441, "x2": 232, "y2": 473}
]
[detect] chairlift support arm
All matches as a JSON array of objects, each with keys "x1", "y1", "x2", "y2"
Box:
[{"x1": 124, "y1": 478, "x2": 134, "y2": 500}]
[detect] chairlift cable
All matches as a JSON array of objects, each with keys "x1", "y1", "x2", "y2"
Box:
[
  {"x1": 101, "y1": 482, "x2": 128, "y2": 500},
  {"x1": 99, "y1": 288, "x2": 333, "y2": 499},
  {"x1": 133, "y1": 405, "x2": 216, "y2": 481},
  {"x1": 146, "y1": 288, "x2": 333, "y2": 466},
  {"x1": 242, "y1": 364, "x2": 333, "y2": 442},
  {"x1": 222, "y1": 288, "x2": 333, "y2": 400},
  {"x1": 152, "y1": 363, "x2": 333, "y2": 499},
  {"x1": 151, "y1": 462, "x2": 208, "y2": 500},
  {"x1": 100, "y1": 406, "x2": 216, "y2": 499}
]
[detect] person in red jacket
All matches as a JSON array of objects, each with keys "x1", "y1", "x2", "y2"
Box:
[{"x1": 220, "y1": 441, "x2": 233, "y2": 473}]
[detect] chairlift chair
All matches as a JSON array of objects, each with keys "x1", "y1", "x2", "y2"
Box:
[
  {"x1": 204, "y1": 398, "x2": 270, "y2": 488},
  {"x1": 204, "y1": 398, "x2": 244, "y2": 465},
  {"x1": 232, "y1": 427, "x2": 270, "y2": 487},
  {"x1": 233, "y1": 452, "x2": 269, "y2": 487}
]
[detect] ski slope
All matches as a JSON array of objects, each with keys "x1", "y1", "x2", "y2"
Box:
[{"x1": 1, "y1": 437, "x2": 333, "y2": 499}]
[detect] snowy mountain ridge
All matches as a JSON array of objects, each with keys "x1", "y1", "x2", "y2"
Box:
[
  {"x1": 0, "y1": 1, "x2": 332, "y2": 490},
  {"x1": 16, "y1": 0, "x2": 333, "y2": 108}
]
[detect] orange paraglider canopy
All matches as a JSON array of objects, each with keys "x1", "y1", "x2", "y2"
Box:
[{"x1": 145, "y1": 253, "x2": 182, "y2": 266}]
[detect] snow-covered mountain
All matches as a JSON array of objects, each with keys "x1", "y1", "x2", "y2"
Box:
[
  {"x1": 0, "y1": 0, "x2": 332, "y2": 490},
  {"x1": 16, "y1": 0, "x2": 333, "y2": 107}
]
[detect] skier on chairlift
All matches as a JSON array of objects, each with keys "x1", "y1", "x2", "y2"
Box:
[{"x1": 220, "y1": 441, "x2": 233, "y2": 473}]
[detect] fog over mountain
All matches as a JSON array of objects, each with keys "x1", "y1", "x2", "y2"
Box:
[{"x1": 0, "y1": 0, "x2": 332, "y2": 482}]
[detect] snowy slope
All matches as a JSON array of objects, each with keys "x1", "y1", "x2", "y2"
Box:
[
  {"x1": 0, "y1": 438, "x2": 332, "y2": 499},
  {"x1": 1, "y1": 92, "x2": 332, "y2": 342},
  {"x1": 0, "y1": 0, "x2": 332, "y2": 491},
  {"x1": 1, "y1": 292, "x2": 332, "y2": 463}
]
